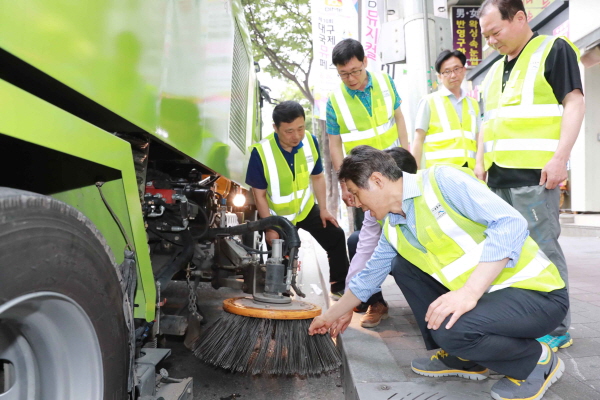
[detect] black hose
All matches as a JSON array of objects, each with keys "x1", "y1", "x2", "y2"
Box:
[
  {"x1": 237, "y1": 241, "x2": 272, "y2": 255},
  {"x1": 147, "y1": 226, "x2": 184, "y2": 246},
  {"x1": 206, "y1": 216, "x2": 301, "y2": 249},
  {"x1": 96, "y1": 182, "x2": 135, "y2": 252},
  {"x1": 192, "y1": 205, "x2": 210, "y2": 240}
]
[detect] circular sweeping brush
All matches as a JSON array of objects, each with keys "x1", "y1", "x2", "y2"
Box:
[
  {"x1": 193, "y1": 218, "x2": 341, "y2": 376},
  {"x1": 193, "y1": 296, "x2": 341, "y2": 376}
]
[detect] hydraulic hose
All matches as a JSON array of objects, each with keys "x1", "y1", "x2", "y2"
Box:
[{"x1": 206, "y1": 216, "x2": 301, "y2": 249}]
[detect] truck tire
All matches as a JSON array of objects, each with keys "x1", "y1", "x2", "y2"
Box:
[{"x1": 0, "y1": 188, "x2": 128, "y2": 400}]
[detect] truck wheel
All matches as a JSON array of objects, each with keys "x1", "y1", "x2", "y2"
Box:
[{"x1": 0, "y1": 188, "x2": 128, "y2": 400}]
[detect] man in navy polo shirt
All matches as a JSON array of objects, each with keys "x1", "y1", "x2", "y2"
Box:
[{"x1": 246, "y1": 101, "x2": 349, "y2": 297}]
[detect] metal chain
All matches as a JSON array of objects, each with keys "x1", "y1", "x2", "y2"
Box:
[{"x1": 185, "y1": 266, "x2": 201, "y2": 320}]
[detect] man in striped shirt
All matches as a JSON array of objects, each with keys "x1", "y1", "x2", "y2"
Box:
[{"x1": 310, "y1": 146, "x2": 568, "y2": 400}]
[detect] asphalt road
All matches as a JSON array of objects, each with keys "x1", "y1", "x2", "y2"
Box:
[{"x1": 159, "y1": 282, "x2": 345, "y2": 400}]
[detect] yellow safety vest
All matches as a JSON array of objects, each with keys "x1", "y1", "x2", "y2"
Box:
[
  {"x1": 424, "y1": 92, "x2": 479, "y2": 169},
  {"x1": 330, "y1": 72, "x2": 400, "y2": 155},
  {"x1": 383, "y1": 165, "x2": 565, "y2": 292},
  {"x1": 481, "y1": 35, "x2": 580, "y2": 170},
  {"x1": 252, "y1": 132, "x2": 318, "y2": 224}
]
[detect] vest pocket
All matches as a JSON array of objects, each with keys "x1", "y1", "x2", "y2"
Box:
[{"x1": 501, "y1": 77, "x2": 524, "y2": 106}]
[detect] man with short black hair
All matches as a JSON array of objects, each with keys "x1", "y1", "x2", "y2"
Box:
[
  {"x1": 310, "y1": 145, "x2": 568, "y2": 400},
  {"x1": 477, "y1": 0, "x2": 584, "y2": 352},
  {"x1": 326, "y1": 38, "x2": 409, "y2": 308},
  {"x1": 412, "y1": 50, "x2": 479, "y2": 170},
  {"x1": 342, "y1": 148, "x2": 417, "y2": 330},
  {"x1": 327, "y1": 38, "x2": 409, "y2": 208},
  {"x1": 246, "y1": 101, "x2": 349, "y2": 297}
]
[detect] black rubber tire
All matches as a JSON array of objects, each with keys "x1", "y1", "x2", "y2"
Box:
[{"x1": 0, "y1": 187, "x2": 128, "y2": 399}]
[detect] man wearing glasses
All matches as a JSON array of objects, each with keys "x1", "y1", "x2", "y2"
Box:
[
  {"x1": 327, "y1": 38, "x2": 409, "y2": 208},
  {"x1": 411, "y1": 50, "x2": 479, "y2": 170},
  {"x1": 326, "y1": 38, "x2": 409, "y2": 323}
]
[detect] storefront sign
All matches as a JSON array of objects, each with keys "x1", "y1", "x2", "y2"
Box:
[
  {"x1": 452, "y1": 6, "x2": 482, "y2": 67},
  {"x1": 553, "y1": 19, "x2": 570, "y2": 38},
  {"x1": 361, "y1": 0, "x2": 381, "y2": 71},
  {"x1": 312, "y1": 0, "x2": 359, "y2": 120},
  {"x1": 524, "y1": 0, "x2": 558, "y2": 21}
]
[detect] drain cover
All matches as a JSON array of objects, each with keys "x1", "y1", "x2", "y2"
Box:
[{"x1": 356, "y1": 380, "x2": 497, "y2": 400}]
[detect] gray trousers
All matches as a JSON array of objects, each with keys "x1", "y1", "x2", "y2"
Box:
[
  {"x1": 391, "y1": 254, "x2": 569, "y2": 379},
  {"x1": 491, "y1": 185, "x2": 570, "y2": 336}
]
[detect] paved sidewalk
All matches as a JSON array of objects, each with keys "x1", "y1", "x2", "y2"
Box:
[{"x1": 337, "y1": 236, "x2": 600, "y2": 399}]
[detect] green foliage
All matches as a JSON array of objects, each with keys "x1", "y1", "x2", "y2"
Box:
[{"x1": 242, "y1": 0, "x2": 313, "y2": 103}]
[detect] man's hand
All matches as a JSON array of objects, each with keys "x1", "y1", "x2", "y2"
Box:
[
  {"x1": 474, "y1": 163, "x2": 487, "y2": 182},
  {"x1": 329, "y1": 311, "x2": 353, "y2": 339},
  {"x1": 425, "y1": 287, "x2": 479, "y2": 330},
  {"x1": 340, "y1": 183, "x2": 354, "y2": 207},
  {"x1": 540, "y1": 157, "x2": 568, "y2": 190},
  {"x1": 320, "y1": 208, "x2": 339, "y2": 228},
  {"x1": 308, "y1": 315, "x2": 332, "y2": 335},
  {"x1": 265, "y1": 229, "x2": 279, "y2": 246}
]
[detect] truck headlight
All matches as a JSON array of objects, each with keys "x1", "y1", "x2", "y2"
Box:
[{"x1": 233, "y1": 193, "x2": 246, "y2": 207}]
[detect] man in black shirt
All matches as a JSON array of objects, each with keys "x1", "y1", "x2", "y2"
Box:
[
  {"x1": 477, "y1": 1, "x2": 584, "y2": 398},
  {"x1": 484, "y1": 33, "x2": 583, "y2": 189}
]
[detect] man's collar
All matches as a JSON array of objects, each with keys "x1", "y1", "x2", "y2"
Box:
[
  {"x1": 345, "y1": 71, "x2": 373, "y2": 97},
  {"x1": 401, "y1": 172, "x2": 420, "y2": 200},
  {"x1": 438, "y1": 85, "x2": 466, "y2": 101},
  {"x1": 387, "y1": 172, "x2": 421, "y2": 227},
  {"x1": 273, "y1": 133, "x2": 303, "y2": 154}
]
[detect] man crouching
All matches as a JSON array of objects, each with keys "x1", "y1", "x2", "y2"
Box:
[{"x1": 309, "y1": 145, "x2": 568, "y2": 400}]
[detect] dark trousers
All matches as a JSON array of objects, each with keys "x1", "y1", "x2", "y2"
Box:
[
  {"x1": 390, "y1": 254, "x2": 568, "y2": 379},
  {"x1": 348, "y1": 230, "x2": 384, "y2": 305},
  {"x1": 352, "y1": 207, "x2": 365, "y2": 231},
  {"x1": 296, "y1": 204, "x2": 349, "y2": 293}
]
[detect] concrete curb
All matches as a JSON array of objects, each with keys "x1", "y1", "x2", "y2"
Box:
[
  {"x1": 307, "y1": 233, "x2": 405, "y2": 400},
  {"x1": 560, "y1": 223, "x2": 600, "y2": 237}
]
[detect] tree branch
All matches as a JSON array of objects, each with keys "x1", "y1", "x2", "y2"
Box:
[{"x1": 242, "y1": 0, "x2": 313, "y2": 103}]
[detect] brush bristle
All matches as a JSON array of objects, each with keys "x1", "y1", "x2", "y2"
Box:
[{"x1": 193, "y1": 312, "x2": 341, "y2": 376}]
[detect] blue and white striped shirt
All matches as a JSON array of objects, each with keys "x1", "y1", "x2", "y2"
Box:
[{"x1": 349, "y1": 166, "x2": 530, "y2": 302}]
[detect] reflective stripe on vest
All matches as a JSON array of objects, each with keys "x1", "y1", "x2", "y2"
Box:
[
  {"x1": 481, "y1": 35, "x2": 580, "y2": 170},
  {"x1": 254, "y1": 133, "x2": 317, "y2": 224},
  {"x1": 331, "y1": 72, "x2": 399, "y2": 154},
  {"x1": 423, "y1": 93, "x2": 478, "y2": 169},
  {"x1": 484, "y1": 138, "x2": 559, "y2": 153},
  {"x1": 384, "y1": 166, "x2": 565, "y2": 292}
]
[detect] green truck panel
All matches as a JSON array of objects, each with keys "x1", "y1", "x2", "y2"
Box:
[
  {"x1": 0, "y1": 79, "x2": 156, "y2": 320},
  {"x1": 0, "y1": 0, "x2": 256, "y2": 186}
]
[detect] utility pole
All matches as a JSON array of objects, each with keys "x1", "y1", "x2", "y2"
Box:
[{"x1": 379, "y1": 0, "x2": 449, "y2": 138}]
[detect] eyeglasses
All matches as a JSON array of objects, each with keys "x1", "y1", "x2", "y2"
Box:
[
  {"x1": 440, "y1": 66, "x2": 465, "y2": 77},
  {"x1": 338, "y1": 69, "x2": 363, "y2": 80}
]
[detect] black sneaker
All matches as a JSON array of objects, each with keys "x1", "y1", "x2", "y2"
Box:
[
  {"x1": 330, "y1": 290, "x2": 344, "y2": 301},
  {"x1": 353, "y1": 302, "x2": 369, "y2": 313},
  {"x1": 411, "y1": 350, "x2": 489, "y2": 380}
]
